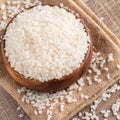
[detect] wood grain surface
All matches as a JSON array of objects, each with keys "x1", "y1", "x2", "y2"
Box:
[{"x1": 0, "y1": 0, "x2": 120, "y2": 120}]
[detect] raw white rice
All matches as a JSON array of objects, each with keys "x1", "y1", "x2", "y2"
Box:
[
  {"x1": 18, "y1": 113, "x2": 24, "y2": 118},
  {"x1": 1, "y1": 0, "x2": 120, "y2": 120},
  {"x1": 117, "y1": 64, "x2": 120, "y2": 70},
  {"x1": 0, "y1": 4, "x2": 6, "y2": 10},
  {"x1": 4, "y1": 5, "x2": 90, "y2": 82}
]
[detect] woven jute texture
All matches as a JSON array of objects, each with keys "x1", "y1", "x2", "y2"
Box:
[{"x1": 0, "y1": 0, "x2": 120, "y2": 120}]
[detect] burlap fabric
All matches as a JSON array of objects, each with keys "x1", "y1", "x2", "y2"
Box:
[{"x1": 0, "y1": 0, "x2": 120, "y2": 120}]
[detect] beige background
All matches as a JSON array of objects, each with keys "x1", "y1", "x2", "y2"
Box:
[{"x1": 0, "y1": 0, "x2": 120, "y2": 120}]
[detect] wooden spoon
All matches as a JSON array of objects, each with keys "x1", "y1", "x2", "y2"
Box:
[{"x1": 1, "y1": 7, "x2": 93, "y2": 92}]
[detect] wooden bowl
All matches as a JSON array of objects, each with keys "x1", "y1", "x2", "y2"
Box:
[{"x1": 1, "y1": 6, "x2": 93, "y2": 92}]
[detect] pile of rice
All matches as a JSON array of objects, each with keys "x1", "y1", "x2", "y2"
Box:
[{"x1": 4, "y1": 5, "x2": 90, "y2": 82}]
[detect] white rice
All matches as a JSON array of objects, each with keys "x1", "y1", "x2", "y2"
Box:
[{"x1": 4, "y1": 5, "x2": 90, "y2": 82}]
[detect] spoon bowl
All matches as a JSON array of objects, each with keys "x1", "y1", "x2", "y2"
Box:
[{"x1": 1, "y1": 6, "x2": 93, "y2": 92}]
